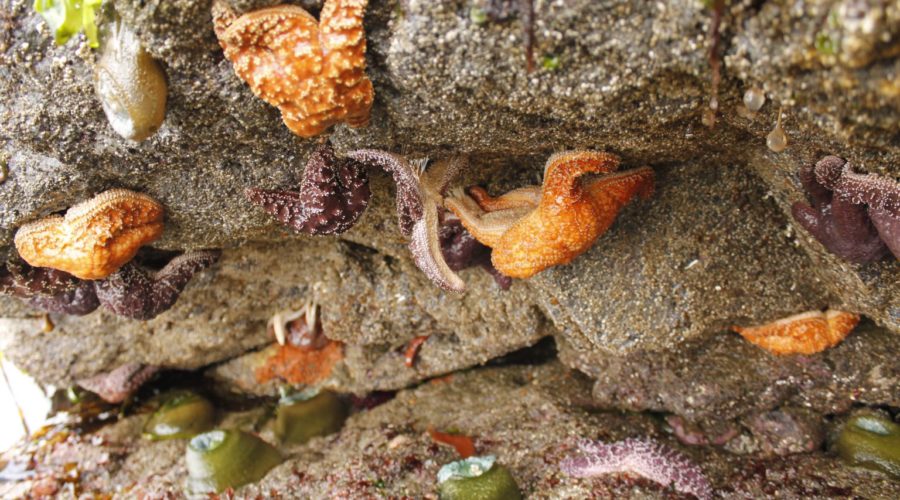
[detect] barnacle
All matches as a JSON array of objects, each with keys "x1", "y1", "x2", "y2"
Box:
[
  {"x1": 835, "y1": 412, "x2": 900, "y2": 480},
  {"x1": 445, "y1": 151, "x2": 654, "y2": 278},
  {"x1": 274, "y1": 389, "x2": 347, "y2": 445},
  {"x1": 143, "y1": 390, "x2": 216, "y2": 441},
  {"x1": 212, "y1": 0, "x2": 374, "y2": 137},
  {"x1": 185, "y1": 429, "x2": 283, "y2": 495},
  {"x1": 13, "y1": 189, "x2": 164, "y2": 280},
  {"x1": 94, "y1": 16, "x2": 168, "y2": 142},
  {"x1": 731, "y1": 309, "x2": 859, "y2": 355},
  {"x1": 437, "y1": 455, "x2": 522, "y2": 500}
]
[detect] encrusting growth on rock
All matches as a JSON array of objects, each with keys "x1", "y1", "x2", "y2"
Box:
[
  {"x1": 212, "y1": 0, "x2": 374, "y2": 138},
  {"x1": 13, "y1": 189, "x2": 164, "y2": 280},
  {"x1": 561, "y1": 438, "x2": 712, "y2": 500},
  {"x1": 731, "y1": 309, "x2": 859, "y2": 355},
  {"x1": 246, "y1": 139, "x2": 370, "y2": 235},
  {"x1": 347, "y1": 150, "x2": 468, "y2": 292},
  {"x1": 791, "y1": 156, "x2": 893, "y2": 263},
  {"x1": 257, "y1": 304, "x2": 343, "y2": 385},
  {"x1": 445, "y1": 151, "x2": 654, "y2": 278}
]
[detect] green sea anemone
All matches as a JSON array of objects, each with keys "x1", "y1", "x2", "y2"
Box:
[
  {"x1": 142, "y1": 390, "x2": 215, "y2": 441},
  {"x1": 185, "y1": 429, "x2": 283, "y2": 495},
  {"x1": 437, "y1": 455, "x2": 522, "y2": 500},
  {"x1": 274, "y1": 389, "x2": 347, "y2": 445},
  {"x1": 835, "y1": 413, "x2": 900, "y2": 480}
]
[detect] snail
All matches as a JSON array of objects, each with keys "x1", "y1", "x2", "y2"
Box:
[{"x1": 94, "y1": 17, "x2": 167, "y2": 141}]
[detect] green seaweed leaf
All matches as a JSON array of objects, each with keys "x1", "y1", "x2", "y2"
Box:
[{"x1": 34, "y1": 0, "x2": 103, "y2": 48}]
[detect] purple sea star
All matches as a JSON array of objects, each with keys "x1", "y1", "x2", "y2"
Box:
[
  {"x1": 440, "y1": 216, "x2": 511, "y2": 290},
  {"x1": 828, "y1": 161, "x2": 900, "y2": 259},
  {"x1": 791, "y1": 156, "x2": 889, "y2": 263},
  {"x1": 1, "y1": 251, "x2": 220, "y2": 320},
  {"x1": 346, "y1": 150, "x2": 467, "y2": 292},
  {"x1": 78, "y1": 363, "x2": 159, "y2": 404},
  {"x1": 1, "y1": 258, "x2": 100, "y2": 315},
  {"x1": 246, "y1": 139, "x2": 371, "y2": 235},
  {"x1": 94, "y1": 250, "x2": 221, "y2": 320},
  {"x1": 561, "y1": 438, "x2": 713, "y2": 500}
]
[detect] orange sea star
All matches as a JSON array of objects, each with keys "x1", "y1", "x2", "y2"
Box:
[
  {"x1": 14, "y1": 189, "x2": 164, "y2": 280},
  {"x1": 444, "y1": 151, "x2": 654, "y2": 278},
  {"x1": 731, "y1": 309, "x2": 860, "y2": 355},
  {"x1": 212, "y1": 0, "x2": 373, "y2": 138}
]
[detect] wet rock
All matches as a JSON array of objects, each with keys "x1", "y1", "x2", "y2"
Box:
[
  {"x1": 533, "y1": 160, "x2": 831, "y2": 354},
  {"x1": 563, "y1": 321, "x2": 900, "y2": 427},
  {"x1": 742, "y1": 407, "x2": 825, "y2": 456},
  {"x1": 6, "y1": 363, "x2": 897, "y2": 498},
  {"x1": 1, "y1": 240, "x2": 547, "y2": 390}
]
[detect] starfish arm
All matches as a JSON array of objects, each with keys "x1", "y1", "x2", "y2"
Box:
[
  {"x1": 811, "y1": 155, "x2": 846, "y2": 191},
  {"x1": 28, "y1": 283, "x2": 100, "y2": 316},
  {"x1": 836, "y1": 166, "x2": 900, "y2": 214},
  {"x1": 422, "y1": 155, "x2": 468, "y2": 198},
  {"x1": 468, "y1": 185, "x2": 540, "y2": 212},
  {"x1": 829, "y1": 195, "x2": 885, "y2": 249},
  {"x1": 445, "y1": 187, "x2": 515, "y2": 248},
  {"x1": 791, "y1": 202, "x2": 829, "y2": 244},
  {"x1": 95, "y1": 251, "x2": 218, "y2": 320},
  {"x1": 798, "y1": 163, "x2": 832, "y2": 208},
  {"x1": 540, "y1": 151, "x2": 620, "y2": 211},
  {"x1": 94, "y1": 264, "x2": 158, "y2": 320},
  {"x1": 246, "y1": 187, "x2": 316, "y2": 233},
  {"x1": 869, "y1": 209, "x2": 900, "y2": 259},
  {"x1": 409, "y1": 204, "x2": 466, "y2": 293},
  {"x1": 347, "y1": 149, "x2": 424, "y2": 237},
  {"x1": 1, "y1": 260, "x2": 81, "y2": 298},
  {"x1": 584, "y1": 167, "x2": 655, "y2": 214},
  {"x1": 78, "y1": 364, "x2": 159, "y2": 404},
  {"x1": 319, "y1": 0, "x2": 369, "y2": 81}
]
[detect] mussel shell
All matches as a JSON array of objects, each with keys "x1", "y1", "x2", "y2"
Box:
[
  {"x1": 143, "y1": 390, "x2": 215, "y2": 440},
  {"x1": 438, "y1": 462, "x2": 522, "y2": 500},
  {"x1": 275, "y1": 390, "x2": 347, "y2": 445},
  {"x1": 185, "y1": 429, "x2": 283, "y2": 495},
  {"x1": 835, "y1": 413, "x2": 900, "y2": 480},
  {"x1": 94, "y1": 19, "x2": 167, "y2": 142}
]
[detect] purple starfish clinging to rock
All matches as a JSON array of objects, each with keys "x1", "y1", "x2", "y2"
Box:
[
  {"x1": 791, "y1": 156, "x2": 894, "y2": 263},
  {"x1": 561, "y1": 437, "x2": 713, "y2": 500},
  {"x1": 246, "y1": 139, "x2": 371, "y2": 236}
]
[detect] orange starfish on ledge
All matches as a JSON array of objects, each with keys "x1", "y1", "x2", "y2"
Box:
[
  {"x1": 14, "y1": 189, "x2": 164, "y2": 280},
  {"x1": 212, "y1": 0, "x2": 373, "y2": 138},
  {"x1": 444, "y1": 151, "x2": 654, "y2": 278},
  {"x1": 731, "y1": 309, "x2": 860, "y2": 355}
]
